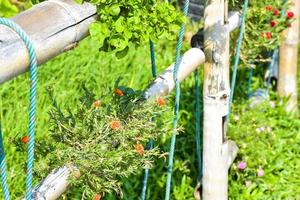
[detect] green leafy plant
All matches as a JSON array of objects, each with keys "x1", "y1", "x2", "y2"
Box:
[
  {"x1": 0, "y1": 0, "x2": 18, "y2": 17},
  {"x1": 86, "y1": 0, "x2": 184, "y2": 58},
  {"x1": 228, "y1": 100, "x2": 300, "y2": 199},
  {"x1": 35, "y1": 83, "x2": 171, "y2": 198},
  {"x1": 240, "y1": 0, "x2": 295, "y2": 65}
]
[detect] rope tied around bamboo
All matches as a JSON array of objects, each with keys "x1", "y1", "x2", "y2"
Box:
[{"x1": 0, "y1": 17, "x2": 38, "y2": 200}]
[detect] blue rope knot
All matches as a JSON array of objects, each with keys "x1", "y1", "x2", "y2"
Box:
[{"x1": 0, "y1": 17, "x2": 38, "y2": 200}]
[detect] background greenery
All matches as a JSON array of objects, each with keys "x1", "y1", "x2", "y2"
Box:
[
  {"x1": 0, "y1": 0, "x2": 299, "y2": 199},
  {"x1": 1, "y1": 34, "x2": 299, "y2": 200}
]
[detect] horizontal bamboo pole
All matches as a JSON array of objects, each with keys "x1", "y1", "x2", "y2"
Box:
[
  {"x1": 0, "y1": 8, "x2": 240, "y2": 84},
  {"x1": 226, "y1": 11, "x2": 241, "y2": 32},
  {"x1": 30, "y1": 166, "x2": 72, "y2": 200},
  {"x1": 144, "y1": 48, "x2": 205, "y2": 98},
  {"x1": 0, "y1": 0, "x2": 97, "y2": 84}
]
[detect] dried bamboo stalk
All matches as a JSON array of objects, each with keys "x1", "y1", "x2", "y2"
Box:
[
  {"x1": 202, "y1": 0, "x2": 237, "y2": 199},
  {"x1": 277, "y1": 0, "x2": 299, "y2": 112}
]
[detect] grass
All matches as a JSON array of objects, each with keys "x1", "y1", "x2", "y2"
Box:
[{"x1": 0, "y1": 35, "x2": 299, "y2": 199}]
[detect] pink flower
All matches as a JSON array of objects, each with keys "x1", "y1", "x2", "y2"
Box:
[
  {"x1": 257, "y1": 167, "x2": 264, "y2": 177},
  {"x1": 238, "y1": 161, "x2": 247, "y2": 170},
  {"x1": 269, "y1": 101, "x2": 275, "y2": 108}
]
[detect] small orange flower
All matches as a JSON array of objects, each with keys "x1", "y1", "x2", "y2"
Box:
[
  {"x1": 110, "y1": 120, "x2": 121, "y2": 131},
  {"x1": 273, "y1": 9, "x2": 280, "y2": 16},
  {"x1": 265, "y1": 5, "x2": 273, "y2": 11},
  {"x1": 265, "y1": 32, "x2": 272, "y2": 40},
  {"x1": 21, "y1": 136, "x2": 29, "y2": 144},
  {"x1": 156, "y1": 97, "x2": 166, "y2": 107},
  {"x1": 93, "y1": 100, "x2": 101, "y2": 108},
  {"x1": 270, "y1": 20, "x2": 277, "y2": 27},
  {"x1": 93, "y1": 194, "x2": 101, "y2": 200},
  {"x1": 135, "y1": 143, "x2": 145, "y2": 155},
  {"x1": 114, "y1": 88, "x2": 124, "y2": 96}
]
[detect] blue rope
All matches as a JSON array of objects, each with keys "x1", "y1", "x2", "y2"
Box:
[
  {"x1": 227, "y1": 0, "x2": 249, "y2": 121},
  {"x1": 140, "y1": 141, "x2": 153, "y2": 200},
  {"x1": 0, "y1": 126, "x2": 10, "y2": 200},
  {"x1": 0, "y1": 18, "x2": 38, "y2": 200},
  {"x1": 194, "y1": 70, "x2": 202, "y2": 182},
  {"x1": 165, "y1": 1, "x2": 190, "y2": 199}
]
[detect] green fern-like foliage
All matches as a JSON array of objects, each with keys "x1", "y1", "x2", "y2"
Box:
[{"x1": 35, "y1": 83, "x2": 171, "y2": 198}]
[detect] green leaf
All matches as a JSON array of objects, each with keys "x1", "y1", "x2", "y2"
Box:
[
  {"x1": 115, "y1": 46, "x2": 129, "y2": 59},
  {"x1": 89, "y1": 22, "x2": 110, "y2": 48},
  {"x1": 110, "y1": 4, "x2": 121, "y2": 16}
]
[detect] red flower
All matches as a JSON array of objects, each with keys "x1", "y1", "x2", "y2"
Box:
[
  {"x1": 287, "y1": 11, "x2": 294, "y2": 19},
  {"x1": 265, "y1": 32, "x2": 272, "y2": 40},
  {"x1": 93, "y1": 194, "x2": 101, "y2": 200},
  {"x1": 93, "y1": 100, "x2": 101, "y2": 108},
  {"x1": 270, "y1": 20, "x2": 277, "y2": 27},
  {"x1": 110, "y1": 120, "x2": 121, "y2": 131},
  {"x1": 265, "y1": 5, "x2": 273, "y2": 11},
  {"x1": 156, "y1": 97, "x2": 166, "y2": 107},
  {"x1": 273, "y1": 9, "x2": 280, "y2": 16},
  {"x1": 114, "y1": 88, "x2": 124, "y2": 96},
  {"x1": 135, "y1": 143, "x2": 145, "y2": 155},
  {"x1": 286, "y1": 22, "x2": 292, "y2": 28},
  {"x1": 21, "y1": 136, "x2": 29, "y2": 144}
]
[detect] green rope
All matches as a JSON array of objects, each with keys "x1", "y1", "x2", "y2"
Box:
[
  {"x1": 0, "y1": 126, "x2": 10, "y2": 200},
  {"x1": 228, "y1": 0, "x2": 249, "y2": 121},
  {"x1": 0, "y1": 17, "x2": 38, "y2": 200},
  {"x1": 150, "y1": 40, "x2": 157, "y2": 78},
  {"x1": 194, "y1": 70, "x2": 202, "y2": 181},
  {"x1": 140, "y1": 40, "x2": 157, "y2": 200},
  {"x1": 165, "y1": 1, "x2": 190, "y2": 199}
]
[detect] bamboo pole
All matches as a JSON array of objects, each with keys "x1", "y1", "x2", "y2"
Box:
[
  {"x1": 0, "y1": 0, "x2": 97, "y2": 84},
  {"x1": 202, "y1": 0, "x2": 237, "y2": 199},
  {"x1": 144, "y1": 48, "x2": 205, "y2": 98},
  {"x1": 277, "y1": 0, "x2": 299, "y2": 112}
]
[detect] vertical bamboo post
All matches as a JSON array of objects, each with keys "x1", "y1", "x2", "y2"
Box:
[
  {"x1": 202, "y1": 0, "x2": 232, "y2": 199},
  {"x1": 278, "y1": 0, "x2": 299, "y2": 112}
]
